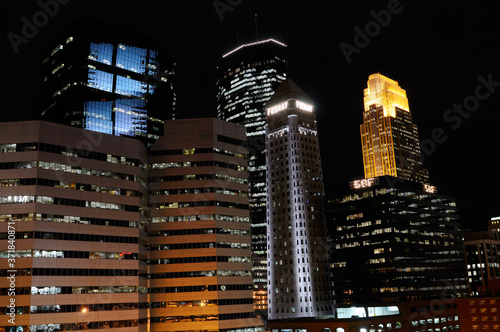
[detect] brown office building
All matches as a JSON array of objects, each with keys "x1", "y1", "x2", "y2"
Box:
[
  {"x1": 147, "y1": 118, "x2": 264, "y2": 331},
  {"x1": 0, "y1": 119, "x2": 264, "y2": 332},
  {"x1": 0, "y1": 121, "x2": 149, "y2": 332}
]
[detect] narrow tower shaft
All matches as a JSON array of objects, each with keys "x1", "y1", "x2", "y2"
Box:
[{"x1": 265, "y1": 80, "x2": 333, "y2": 319}]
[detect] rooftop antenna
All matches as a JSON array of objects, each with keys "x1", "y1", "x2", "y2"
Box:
[
  {"x1": 254, "y1": 13, "x2": 259, "y2": 41},
  {"x1": 280, "y1": 0, "x2": 290, "y2": 77}
]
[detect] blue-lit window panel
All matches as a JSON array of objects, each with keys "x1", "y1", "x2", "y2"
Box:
[
  {"x1": 115, "y1": 75, "x2": 148, "y2": 97},
  {"x1": 83, "y1": 101, "x2": 113, "y2": 134},
  {"x1": 114, "y1": 99, "x2": 147, "y2": 137},
  {"x1": 116, "y1": 43, "x2": 147, "y2": 74},
  {"x1": 146, "y1": 49, "x2": 158, "y2": 75},
  {"x1": 88, "y1": 42, "x2": 113, "y2": 65},
  {"x1": 87, "y1": 68, "x2": 114, "y2": 92}
]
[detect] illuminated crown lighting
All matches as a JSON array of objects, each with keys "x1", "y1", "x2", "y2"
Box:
[{"x1": 222, "y1": 39, "x2": 287, "y2": 58}]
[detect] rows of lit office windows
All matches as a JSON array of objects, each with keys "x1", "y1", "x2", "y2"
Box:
[
  {"x1": 0, "y1": 213, "x2": 140, "y2": 228},
  {"x1": 0, "y1": 268, "x2": 138, "y2": 277},
  {"x1": 0, "y1": 195, "x2": 139, "y2": 212},
  {"x1": 151, "y1": 242, "x2": 250, "y2": 251},
  {"x1": 26, "y1": 319, "x2": 143, "y2": 332},
  {"x1": 149, "y1": 146, "x2": 246, "y2": 159},
  {"x1": 150, "y1": 255, "x2": 251, "y2": 265},
  {"x1": 150, "y1": 298, "x2": 253, "y2": 309},
  {"x1": 150, "y1": 160, "x2": 247, "y2": 172},
  {"x1": 149, "y1": 227, "x2": 249, "y2": 237},
  {"x1": 150, "y1": 173, "x2": 247, "y2": 184},
  {"x1": 1, "y1": 230, "x2": 138, "y2": 244},
  {"x1": 149, "y1": 214, "x2": 249, "y2": 223},
  {"x1": 151, "y1": 312, "x2": 254, "y2": 323},
  {"x1": 149, "y1": 186, "x2": 248, "y2": 197},
  {"x1": 149, "y1": 270, "x2": 252, "y2": 279},
  {"x1": 160, "y1": 328, "x2": 264, "y2": 332},
  {"x1": 2, "y1": 302, "x2": 143, "y2": 315},
  {"x1": 0, "y1": 142, "x2": 142, "y2": 166},
  {"x1": 150, "y1": 200, "x2": 249, "y2": 210},
  {"x1": 150, "y1": 283, "x2": 253, "y2": 294},
  {"x1": 116, "y1": 43, "x2": 148, "y2": 74},
  {"x1": 0, "y1": 285, "x2": 144, "y2": 296},
  {"x1": 88, "y1": 42, "x2": 113, "y2": 65},
  {"x1": 0, "y1": 178, "x2": 138, "y2": 197},
  {"x1": 115, "y1": 74, "x2": 150, "y2": 97},
  {"x1": 0, "y1": 250, "x2": 137, "y2": 260},
  {"x1": 87, "y1": 67, "x2": 113, "y2": 92}
]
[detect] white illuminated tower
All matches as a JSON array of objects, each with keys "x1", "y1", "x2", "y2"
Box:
[{"x1": 265, "y1": 79, "x2": 334, "y2": 319}]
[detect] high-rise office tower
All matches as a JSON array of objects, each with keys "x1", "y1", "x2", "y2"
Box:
[
  {"x1": 463, "y1": 231, "x2": 500, "y2": 296},
  {"x1": 147, "y1": 118, "x2": 264, "y2": 332},
  {"x1": 40, "y1": 17, "x2": 176, "y2": 147},
  {"x1": 361, "y1": 73, "x2": 429, "y2": 183},
  {"x1": 327, "y1": 176, "x2": 468, "y2": 305},
  {"x1": 216, "y1": 38, "x2": 287, "y2": 311},
  {"x1": 489, "y1": 216, "x2": 500, "y2": 240},
  {"x1": 0, "y1": 121, "x2": 149, "y2": 332},
  {"x1": 265, "y1": 79, "x2": 334, "y2": 319}
]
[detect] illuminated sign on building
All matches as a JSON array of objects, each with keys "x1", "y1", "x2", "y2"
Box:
[
  {"x1": 295, "y1": 100, "x2": 313, "y2": 112},
  {"x1": 350, "y1": 177, "x2": 379, "y2": 189},
  {"x1": 266, "y1": 100, "x2": 288, "y2": 116},
  {"x1": 423, "y1": 184, "x2": 437, "y2": 193},
  {"x1": 266, "y1": 99, "x2": 313, "y2": 116}
]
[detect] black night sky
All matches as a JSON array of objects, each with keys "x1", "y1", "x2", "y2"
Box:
[{"x1": 2, "y1": 0, "x2": 499, "y2": 231}]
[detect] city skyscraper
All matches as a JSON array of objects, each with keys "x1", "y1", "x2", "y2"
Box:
[
  {"x1": 0, "y1": 118, "x2": 264, "y2": 332},
  {"x1": 327, "y1": 176, "x2": 468, "y2": 305},
  {"x1": 0, "y1": 120, "x2": 149, "y2": 332},
  {"x1": 216, "y1": 38, "x2": 287, "y2": 312},
  {"x1": 265, "y1": 79, "x2": 334, "y2": 319},
  {"x1": 360, "y1": 73, "x2": 429, "y2": 183},
  {"x1": 327, "y1": 73, "x2": 467, "y2": 307},
  {"x1": 463, "y1": 231, "x2": 500, "y2": 296},
  {"x1": 147, "y1": 118, "x2": 264, "y2": 332},
  {"x1": 40, "y1": 17, "x2": 176, "y2": 147}
]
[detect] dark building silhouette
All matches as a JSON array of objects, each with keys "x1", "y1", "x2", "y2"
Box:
[
  {"x1": 40, "y1": 17, "x2": 176, "y2": 147},
  {"x1": 216, "y1": 38, "x2": 287, "y2": 312},
  {"x1": 327, "y1": 176, "x2": 468, "y2": 305}
]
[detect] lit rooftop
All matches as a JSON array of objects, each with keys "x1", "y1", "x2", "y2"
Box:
[{"x1": 222, "y1": 38, "x2": 286, "y2": 58}]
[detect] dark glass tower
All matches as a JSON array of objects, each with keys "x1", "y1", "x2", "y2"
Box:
[
  {"x1": 40, "y1": 17, "x2": 176, "y2": 147},
  {"x1": 327, "y1": 176, "x2": 468, "y2": 305},
  {"x1": 216, "y1": 39, "x2": 287, "y2": 312},
  {"x1": 265, "y1": 79, "x2": 334, "y2": 319}
]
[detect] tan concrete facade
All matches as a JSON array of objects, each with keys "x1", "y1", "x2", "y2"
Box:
[{"x1": 1, "y1": 119, "x2": 264, "y2": 332}]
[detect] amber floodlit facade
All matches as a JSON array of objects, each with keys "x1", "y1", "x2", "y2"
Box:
[
  {"x1": 265, "y1": 79, "x2": 333, "y2": 320},
  {"x1": 360, "y1": 73, "x2": 429, "y2": 184},
  {"x1": 147, "y1": 118, "x2": 264, "y2": 332},
  {"x1": 0, "y1": 121, "x2": 148, "y2": 332}
]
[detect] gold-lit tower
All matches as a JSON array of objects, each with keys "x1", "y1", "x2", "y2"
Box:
[{"x1": 360, "y1": 73, "x2": 429, "y2": 183}]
